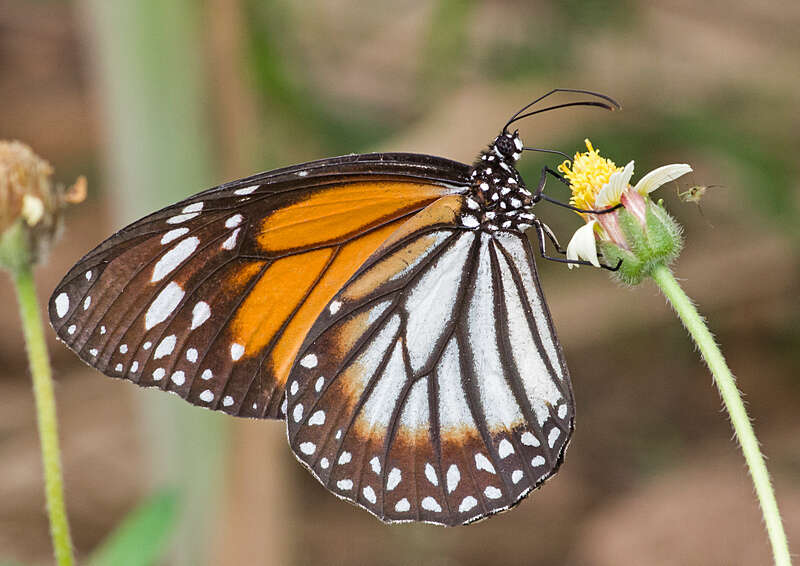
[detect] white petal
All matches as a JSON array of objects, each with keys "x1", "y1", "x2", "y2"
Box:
[
  {"x1": 566, "y1": 220, "x2": 600, "y2": 269},
  {"x1": 633, "y1": 164, "x2": 693, "y2": 195},
  {"x1": 596, "y1": 161, "x2": 635, "y2": 208}
]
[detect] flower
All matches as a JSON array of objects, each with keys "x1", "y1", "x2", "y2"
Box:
[
  {"x1": 559, "y1": 139, "x2": 692, "y2": 284},
  {"x1": 558, "y1": 139, "x2": 622, "y2": 213},
  {"x1": 0, "y1": 140, "x2": 86, "y2": 269}
]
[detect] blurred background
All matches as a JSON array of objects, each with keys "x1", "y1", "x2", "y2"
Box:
[{"x1": 1, "y1": 0, "x2": 798, "y2": 564}]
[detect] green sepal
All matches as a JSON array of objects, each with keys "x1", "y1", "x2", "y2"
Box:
[
  {"x1": 600, "y1": 200, "x2": 684, "y2": 285},
  {"x1": 0, "y1": 221, "x2": 32, "y2": 274}
]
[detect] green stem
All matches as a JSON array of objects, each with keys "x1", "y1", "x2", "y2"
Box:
[
  {"x1": 10, "y1": 253, "x2": 75, "y2": 566},
  {"x1": 650, "y1": 263, "x2": 791, "y2": 566}
]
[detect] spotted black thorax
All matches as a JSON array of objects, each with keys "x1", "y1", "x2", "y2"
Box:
[{"x1": 460, "y1": 130, "x2": 537, "y2": 233}]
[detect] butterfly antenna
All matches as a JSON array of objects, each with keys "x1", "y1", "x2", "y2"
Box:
[
  {"x1": 522, "y1": 147, "x2": 572, "y2": 161},
  {"x1": 503, "y1": 88, "x2": 620, "y2": 132}
]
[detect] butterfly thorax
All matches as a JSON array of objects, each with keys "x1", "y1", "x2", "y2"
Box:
[{"x1": 461, "y1": 131, "x2": 536, "y2": 233}]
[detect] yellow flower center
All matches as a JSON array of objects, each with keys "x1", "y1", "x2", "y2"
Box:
[{"x1": 558, "y1": 139, "x2": 621, "y2": 211}]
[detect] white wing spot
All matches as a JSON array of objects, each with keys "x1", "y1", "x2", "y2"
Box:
[
  {"x1": 394, "y1": 498, "x2": 410, "y2": 512},
  {"x1": 329, "y1": 300, "x2": 342, "y2": 315},
  {"x1": 335, "y1": 429, "x2": 342, "y2": 440},
  {"x1": 131, "y1": 361, "x2": 139, "y2": 373},
  {"x1": 154, "y1": 335, "x2": 177, "y2": 359},
  {"x1": 152, "y1": 237, "x2": 199, "y2": 282},
  {"x1": 297, "y1": 171, "x2": 308, "y2": 177},
  {"x1": 100, "y1": 325, "x2": 106, "y2": 335},
  {"x1": 461, "y1": 215, "x2": 480, "y2": 228},
  {"x1": 498, "y1": 439, "x2": 514, "y2": 459},
  {"x1": 67, "y1": 325, "x2": 76, "y2": 335},
  {"x1": 315, "y1": 376, "x2": 325, "y2": 392},
  {"x1": 320, "y1": 457, "x2": 329, "y2": 469},
  {"x1": 201, "y1": 369, "x2": 213, "y2": 380},
  {"x1": 521, "y1": 432, "x2": 540, "y2": 447},
  {"x1": 145, "y1": 282, "x2": 184, "y2": 330},
  {"x1": 171, "y1": 371, "x2": 185, "y2": 386},
  {"x1": 421, "y1": 496, "x2": 442, "y2": 512},
  {"x1": 191, "y1": 301, "x2": 211, "y2": 329},
  {"x1": 181, "y1": 202, "x2": 203, "y2": 213},
  {"x1": 512, "y1": 469, "x2": 524, "y2": 484},
  {"x1": 386, "y1": 468, "x2": 402, "y2": 491},
  {"x1": 161, "y1": 227, "x2": 189, "y2": 245},
  {"x1": 83, "y1": 296, "x2": 91, "y2": 310},
  {"x1": 234, "y1": 185, "x2": 257, "y2": 195},
  {"x1": 299, "y1": 442, "x2": 316, "y2": 455},
  {"x1": 115, "y1": 363, "x2": 123, "y2": 372},
  {"x1": 54, "y1": 293, "x2": 69, "y2": 318},
  {"x1": 292, "y1": 403, "x2": 303, "y2": 423},
  {"x1": 446, "y1": 464, "x2": 461, "y2": 493},
  {"x1": 558, "y1": 404, "x2": 568, "y2": 419},
  {"x1": 425, "y1": 463, "x2": 438, "y2": 486},
  {"x1": 199, "y1": 390, "x2": 214, "y2": 403},
  {"x1": 300, "y1": 354, "x2": 317, "y2": 368},
  {"x1": 143, "y1": 341, "x2": 151, "y2": 350},
  {"x1": 484, "y1": 486, "x2": 502, "y2": 499},
  {"x1": 370, "y1": 456, "x2": 381, "y2": 475},
  {"x1": 548, "y1": 428, "x2": 561, "y2": 448},
  {"x1": 475, "y1": 453, "x2": 496, "y2": 474},
  {"x1": 308, "y1": 410, "x2": 325, "y2": 426},
  {"x1": 166, "y1": 212, "x2": 199, "y2": 224},
  {"x1": 119, "y1": 344, "x2": 128, "y2": 354},
  {"x1": 531, "y1": 455, "x2": 546, "y2": 467},
  {"x1": 186, "y1": 348, "x2": 198, "y2": 363},
  {"x1": 230, "y1": 342, "x2": 244, "y2": 361},
  {"x1": 152, "y1": 368, "x2": 165, "y2": 381},
  {"x1": 459, "y1": 496, "x2": 477, "y2": 513},
  {"x1": 336, "y1": 479, "x2": 353, "y2": 491},
  {"x1": 223, "y1": 395, "x2": 234, "y2": 407},
  {"x1": 85, "y1": 270, "x2": 92, "y2": 280},
  {"x1": 221, "y1": 228, "x2": 240, "y2": 250},
  {"x1": 362, "y1": 486, "x2": 377, "y2": 504},
  {"x1": 281, "y1": 399, "x2": 287, "y2": 414},
  {"x1": 290, "y1": 380, "x2": 299, "y2": 396},
  {"x1": 225, "y1": 214, "x2": 243, "y2": 228},
  {"x1": 89, "y1": 348, "x2": 98, "y2": 356},
  {"x1": 338, "y1": 451, "x2": 352, "y2": 465}
]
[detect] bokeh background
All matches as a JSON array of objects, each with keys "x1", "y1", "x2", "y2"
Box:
[{"x1": 1, "y1": 1, "x2": 799, "y2": 565}]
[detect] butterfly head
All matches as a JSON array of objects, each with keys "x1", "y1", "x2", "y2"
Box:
[{"x1": 492, "y1": 130, "x2": 524, "y2": 161}]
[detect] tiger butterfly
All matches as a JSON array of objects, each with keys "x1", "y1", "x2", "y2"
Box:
[{"x1": 49, "y1": 89, "x2": 619, "y2": 526}]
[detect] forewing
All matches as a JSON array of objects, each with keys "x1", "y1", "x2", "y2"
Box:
[
  {"x1": 48, "y1": 153, "x2": 469, "y2": 419},
  {"x1": 286, "y1": 207, "x2": 574, "y2": 526}
]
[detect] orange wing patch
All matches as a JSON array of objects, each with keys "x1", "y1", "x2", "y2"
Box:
[
  {"x1": 257, "y1": 181, "x2": 448, "y2": 253},
  {"x1": 230, "y1": 248, "x2": 334, "y2": 361},
  {"x1": 265, "y1": 220, "x2": 403, "y2": 385}
]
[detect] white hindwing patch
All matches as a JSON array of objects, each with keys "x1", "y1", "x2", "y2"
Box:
[{"x1": 287, "y1": 226, "x2": 573, "y2": 527}]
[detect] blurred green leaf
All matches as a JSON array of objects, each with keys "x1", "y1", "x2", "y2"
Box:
[{"x1": 86, "y1": 490, "x2": 180, "y2": 566}]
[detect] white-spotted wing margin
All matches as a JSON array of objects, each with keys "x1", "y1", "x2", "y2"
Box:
[{"x1": 286, "y1": 227, "x2": 574, "y2": 526}]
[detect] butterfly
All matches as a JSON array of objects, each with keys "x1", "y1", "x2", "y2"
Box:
[{"x1": 49, "y1": 89, "x2": 620, "y2": 526}]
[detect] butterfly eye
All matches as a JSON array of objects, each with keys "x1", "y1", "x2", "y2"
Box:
[{"x1": 494, "y1": 135, "x2": 516, "y2": 157}]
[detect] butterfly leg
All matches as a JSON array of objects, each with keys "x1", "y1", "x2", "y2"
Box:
[
  {"x1": 532, "y1": 220, "x2": 622, "y2": 271},
  {"x1": 532, "y1": 167, "x2": 622, "y2": 215}
]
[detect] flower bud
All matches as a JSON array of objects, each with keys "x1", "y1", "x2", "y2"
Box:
[{"x1": 0, "y1": 140, "x2": 86, "y2": 270}]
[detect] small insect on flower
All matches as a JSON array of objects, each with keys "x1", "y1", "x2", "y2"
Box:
[
  {"x1": 558, "y1": 139, "x2": 692, "y2": 284},
  {"x1": 677, "y1": 183, "x2": 723, "y2": 218}
]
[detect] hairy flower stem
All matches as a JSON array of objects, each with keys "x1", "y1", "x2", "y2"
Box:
[
  {"x1": 650, "y1": 263, "x2": 791, "y2": 566},
  {"x1": 9, "y1": 235, "x2": 75, "y2": 566}
]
